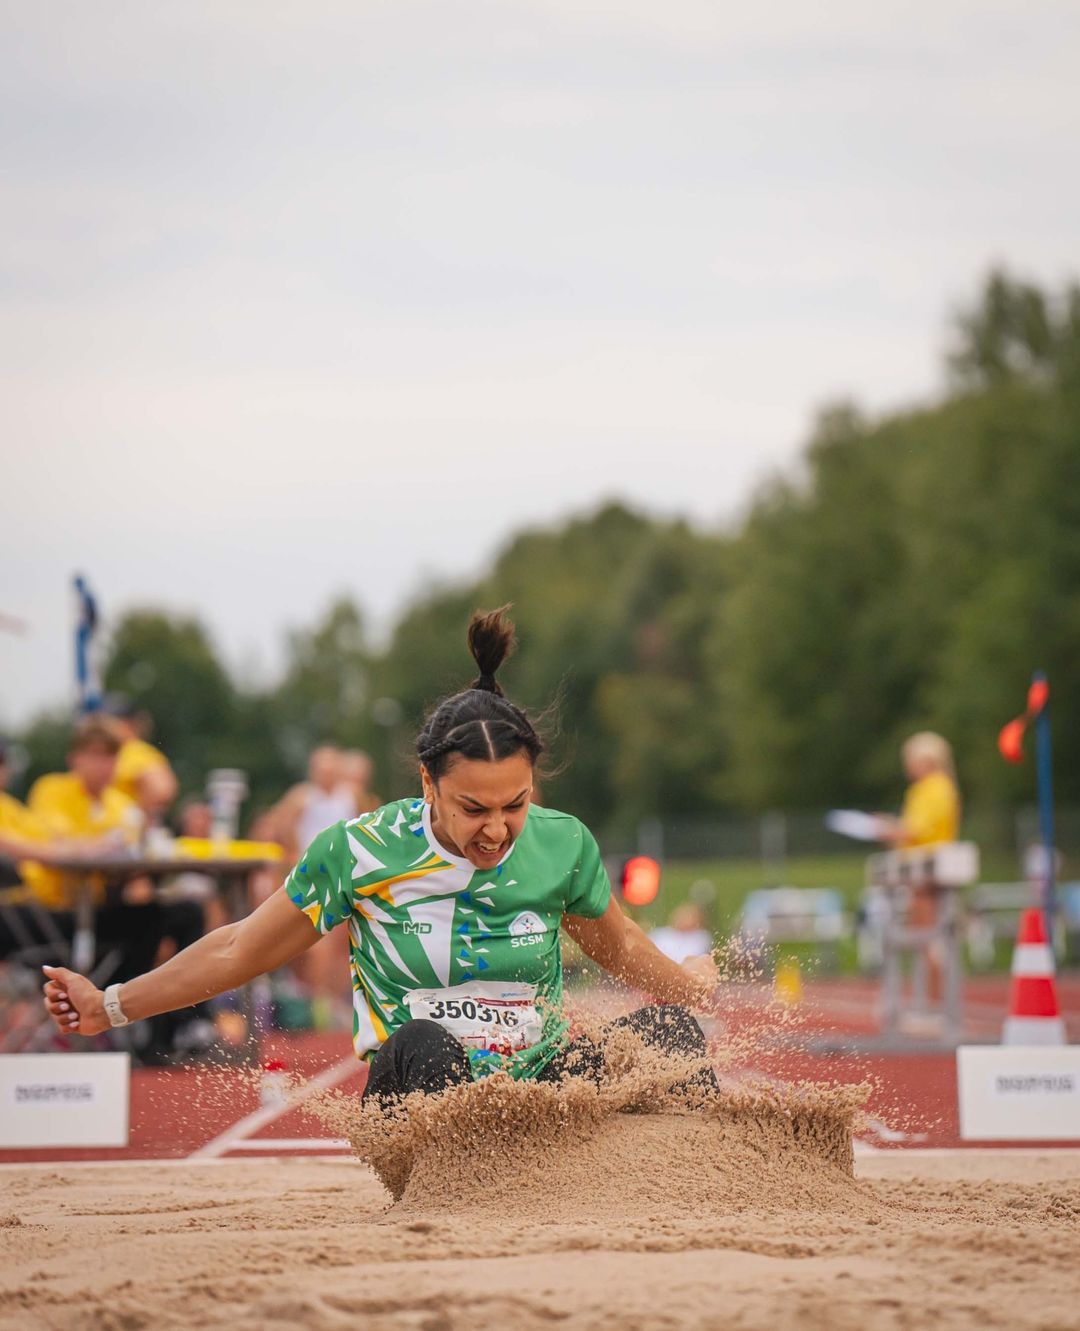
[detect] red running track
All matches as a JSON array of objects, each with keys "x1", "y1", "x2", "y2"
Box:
[{"x1": 3, "y1": 976, "x2": 1077, "y2": 1164}]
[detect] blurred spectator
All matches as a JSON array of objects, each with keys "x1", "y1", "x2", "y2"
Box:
[
  {"x1": 178, "y1": 797, "x2": 213, "y2": 840},
  {"x1": 103, "y1": 694, "x2": 179, "y2": 821},
  {"x1": 24, "y1": 717, "x2": 143, "y2": 907},
  {"x1": 264, "y1": 746, "x2": 364, "y2": 1030},
  {"x1": 340, "y1": 748, "x2": 382, "y2": 815},
  {"x1": 649, "y1": 904, "x2": 713, "y2": 964},
  {"x1": 0, "y1": 738, "x2": 50, "y2": 867},
  {"x1": 876, "y1": 731, "x2": 962, "y2": 1003},
  {"x1": 875, "y1": 732, "x2": 961, "y2": 849},
  {"x1": 266, "y1": 745, "x2": 357, "y2": 863},
  {"x1": 9, "y1": 719, "x2": 168, "y2": 1013},
  {"x1": 162, "y1": 798, "x2": 225, "y2": 928}
]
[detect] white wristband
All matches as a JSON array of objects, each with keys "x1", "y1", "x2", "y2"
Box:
[{"x1": 103, "y1": 984, "x2": 131, "y2": 1028}]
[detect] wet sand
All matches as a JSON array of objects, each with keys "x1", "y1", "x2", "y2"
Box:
[{"x1": 2, "y1": 1144, "x2": 1078, "y2": 1330}]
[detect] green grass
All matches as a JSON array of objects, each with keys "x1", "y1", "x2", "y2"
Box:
[
  {"x1": 622, "y1": 851, "x2": 1065, "y2": 974},
  {"x1": 631, "y1": 854, "x2": 868, "y2": 933}
]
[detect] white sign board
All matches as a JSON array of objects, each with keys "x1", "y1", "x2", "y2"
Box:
[
  {"x1": 957, "y1": 1045, "x2": 1080, "y2": 1141},
  {"x1": 0, "y1": 1053, "x2": 130, "y2": 1148}
]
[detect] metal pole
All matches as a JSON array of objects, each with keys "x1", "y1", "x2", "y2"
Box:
[
  {"x1": 1032, "y1": 670, "x2": 1056, "y2": 944},
  {"x1": 73, "y1": 575, "x2": 101, "y2": 715}
]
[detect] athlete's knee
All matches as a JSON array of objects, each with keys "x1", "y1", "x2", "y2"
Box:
[
  {"x1": 629, "y1": 1003, "x2": 707, "y2": 1053},
  {"x1": 390, "y1": 1018, "x2": 463, "y2": 1057},
  {"x1": 365, "y1": 1019, "x2": 471, "y2": 1102}
]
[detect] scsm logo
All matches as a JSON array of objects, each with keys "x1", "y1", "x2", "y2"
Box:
[{"x1": 509, "y1": 911, "x2": 547, "y2": 948}]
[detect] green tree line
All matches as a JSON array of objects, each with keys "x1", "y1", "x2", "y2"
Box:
[{"x1": 15, "y1": 270, "x2": 1080, "y2": 840}]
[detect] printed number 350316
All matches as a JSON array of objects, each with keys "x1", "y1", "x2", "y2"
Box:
[{"x1": 425, "y1": 998, "x2": 518, "y2": 1027}]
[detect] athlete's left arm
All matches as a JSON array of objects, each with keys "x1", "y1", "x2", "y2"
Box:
[{"x1": 563, "y1": 896, "x2": 717, "y2": 1010}]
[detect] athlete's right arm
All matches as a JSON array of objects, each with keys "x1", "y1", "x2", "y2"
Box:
[{"x1": 41, "y1": 887, "x2": 320, "y2": 1037}]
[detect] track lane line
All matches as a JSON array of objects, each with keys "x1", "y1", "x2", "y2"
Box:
[{"x1": 188, "y1": 1054, "x2": 360, "y2": 1160}]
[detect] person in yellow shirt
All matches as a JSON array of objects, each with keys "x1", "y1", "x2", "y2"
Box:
[
  {"x1": 19, "y1": 719, "x2": 167, "y2": 987},
  {"x1": 876, "y1": 732, "x2": 961, "y2": 848},
  {"x1": 876, "y1": 731, "x2": 961, "y2": 1002},
  {"x1": 1, "y1": 738, "x2": 124, "y2": 874},
  {"x1": 103, "y1": 696, "x2": 178, "y2": 819},
  {"x1": 0, "y1": 781, "x2": 48, "y2": 862},
  {"x1": 0, "y1": 729, "x2": 161, "y2": 987},
  {"x1": 25, "y1": 718, "x2": 141, "y2": 910},
  {"x1": 0, "y1": 739, "x2": 52, "y2": 886}
]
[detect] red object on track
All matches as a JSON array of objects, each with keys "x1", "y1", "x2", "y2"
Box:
[{"x1": 1003, "y1": 908, "x2": 1066, "y2": 1044}]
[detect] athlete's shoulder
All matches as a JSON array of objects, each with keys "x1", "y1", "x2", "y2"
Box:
[
  {"x1": 526, "y1": 803, "x2": 582, "y2": 824},
  {"x1": 354, "y1": 794, "x2": 422, "y2": 817},
  {"x1": 346, "y1": 795, "x2": 425, "y2": 833},
  {"x1": 524, "y1": 804, "x2": 596, "y2": 844},
  {"x1": 341, "y1": 795, "x2": 428, "y2": 866}
]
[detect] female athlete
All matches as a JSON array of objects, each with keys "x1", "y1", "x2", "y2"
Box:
[{"x1": 42, "y1": 608, "x2": 719, "y2": 1099}]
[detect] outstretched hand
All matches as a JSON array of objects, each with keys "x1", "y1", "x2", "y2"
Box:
[
  {"x1": 681, "y1": 952, "x2": 719, "y2": 1004},
  {"x1": 41, "y1": 965, "x2": 108, "y2": 1037}
]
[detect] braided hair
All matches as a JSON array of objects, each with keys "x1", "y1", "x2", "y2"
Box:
[{"x1": 416, "y1": 606, "x2": 544, "y2": 782}]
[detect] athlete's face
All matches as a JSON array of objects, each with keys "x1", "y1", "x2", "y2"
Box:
[{"x1": 422, "y1": 752, "x2": 534, "y2": 870}]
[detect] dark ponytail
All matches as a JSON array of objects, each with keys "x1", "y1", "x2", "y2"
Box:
[
  {"x1": 417, "y1": 606, "x2": 543, "y2": 781},
  {"x1": 466, "y1": 605, "x2": 516, "y2": 695}
]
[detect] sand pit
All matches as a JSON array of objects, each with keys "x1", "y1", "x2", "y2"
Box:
[
  {"x1": 0, "y1": 1021, "x2": 1072, "y2": 1329},
  {"x1": 312, "y1": 1060, "x2": 868, "y2": 1224},
  {"x1": 2, "y1": 1149, "x2": 1079, "y2": 1330}
]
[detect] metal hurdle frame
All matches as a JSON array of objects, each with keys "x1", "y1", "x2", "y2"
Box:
[{"x1": 868, "y1": 841, "x2": 980, "y2": 1044}]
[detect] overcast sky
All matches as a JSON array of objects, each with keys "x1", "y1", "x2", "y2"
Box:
[{"x1": 3, "y1": 0, "x2": 1078, "y2": 725}]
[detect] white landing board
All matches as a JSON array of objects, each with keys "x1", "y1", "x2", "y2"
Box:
[
  {"x1": 0, "y1": 1052, "x2": 130, "y2": 1148},
  {"x1": 957, "y1": 1045, "x2": 1080, "y2": 1141}
]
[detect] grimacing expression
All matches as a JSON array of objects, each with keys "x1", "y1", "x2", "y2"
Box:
[{"x1": 421, "y1": 752, "x2": 534, "y2": 870}]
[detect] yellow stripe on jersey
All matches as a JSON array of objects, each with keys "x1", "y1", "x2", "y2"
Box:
[
  {"x1": 354, "y1": 856, "x2": 446, "y2": 906},
  {"x1": 354, "y1": 820, "x2": 387, "y2": 847}
]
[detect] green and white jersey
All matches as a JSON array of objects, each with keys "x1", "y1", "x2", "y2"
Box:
[{"x1": 284, "y1": 797, "x2": 611, "y2": 1080}]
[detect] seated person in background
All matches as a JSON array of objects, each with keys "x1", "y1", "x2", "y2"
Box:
[
  {"x1": 649, "y1": 903, "x2": 714, "y2": 965},
  {"x1": 163, "y1": 797, "x2": 226, "y2": 931},
  {"x1": 21, "y1": 717, "x2": 168, "y2": 1003},
  {"x1": 1, "y1": 736, "x2": 152, "y2": 960},
  {"x1": 0, "y1": 738, "x2": 50, "y2": 870},
  {"x1": 102, "y1": 694, "x2": 178, "y2": 822}
]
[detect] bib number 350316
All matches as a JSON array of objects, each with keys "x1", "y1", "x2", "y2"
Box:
[{"x1": 404, "y1": 981, "x2": 542, "y2": 1055}]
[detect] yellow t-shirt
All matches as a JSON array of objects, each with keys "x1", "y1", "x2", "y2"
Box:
[
  {"x1": 0, "y1": 790, "x2": 47, "y2": 844},
  {"x1": 900, "y1": 771, "x2": 961, "y2": 848},
  {"x1": 112, "y1": 738, "x2": 171, "y2": 804},
  {"x1": 24, "y1": 773, "x2": 138, "y2": 909}
]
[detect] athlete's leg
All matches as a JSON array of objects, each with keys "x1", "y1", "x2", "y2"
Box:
[
  {"x1": 612, "y1": 1004, "x2": 720, "y2": 1093},
  {"x1": 536, "y1": 1005, "x2": 716, "y2": 1092},
  {"x1": 363, "y1": 1019, "x2": 473, "y2": 1102},
  {"x1": 534, "y1": 1036, "x2": 603, "y2": 1084}
]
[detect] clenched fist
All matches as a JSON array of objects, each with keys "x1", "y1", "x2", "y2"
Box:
[{"x1": 41, "y1": 965, "x2": 109, "y2": 1037}]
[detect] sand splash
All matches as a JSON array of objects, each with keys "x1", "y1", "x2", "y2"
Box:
[{"x1": 312, "y1": 1023, "x2": 872, "y2": 1224}]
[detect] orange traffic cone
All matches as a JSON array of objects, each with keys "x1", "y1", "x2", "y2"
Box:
[{"x1": 1002, "y1": 908, "x2": 1066, "y2": 1045}]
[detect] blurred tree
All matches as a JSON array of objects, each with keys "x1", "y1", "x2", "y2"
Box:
[
  {"x1": 272, "y1": 598, "x2": 373, "y2": 762},
  {"x1": 949, "y1": 266, "x2": 1080, "y2": 389},
  {"x1": 14, "y1": 270, "x2": 1080, "y2": 838},
  {"x1": 11, "y1": 710, "x2": 72, "y2": 795},
  {"x1": 103, "y1": 611, "x2": 237, "y2": 797}
]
